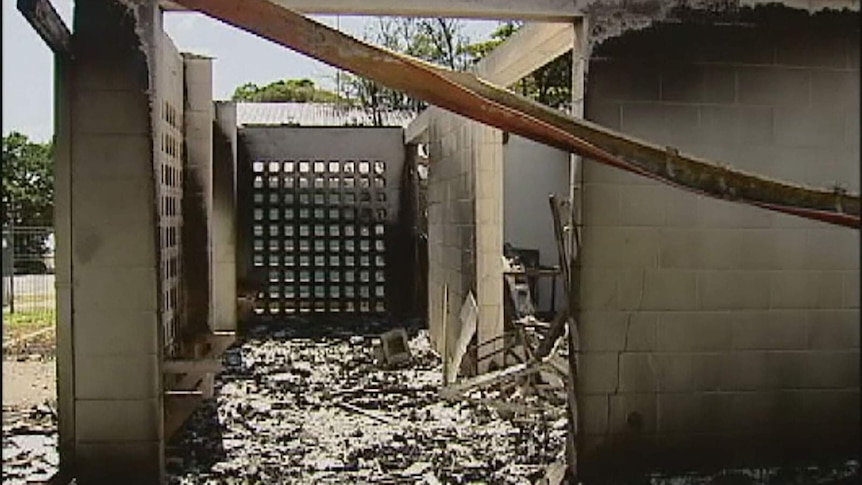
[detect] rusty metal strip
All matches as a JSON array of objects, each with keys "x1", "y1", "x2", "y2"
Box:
[{"x1": 174, "y1": 0, "x2": 860, "y2": 229}]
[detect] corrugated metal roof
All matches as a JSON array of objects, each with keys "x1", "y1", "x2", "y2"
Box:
[{"x1": 236, "y1": 102, "x2": 417, "y2": 128}]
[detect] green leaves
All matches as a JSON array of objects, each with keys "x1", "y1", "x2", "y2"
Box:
[
  {"x1": 231, "y1": 78, "x2": 343, "y2": 103},
  {"x1": 2, "y1": 132, "x2": 53, "y2": 227}
]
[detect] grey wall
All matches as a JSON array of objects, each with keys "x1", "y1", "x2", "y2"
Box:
[
  {"x1": 503, "y1": 134, "x2": 569, "y2": 312},
  {"x1": 67, "y1": 0, "x2": 165, "y2": 481},
  {"x1": 578, "y1": 8, "x2": 860, "y2": 478},
  {"x1": 236, "y1": 126, "x2": 406, "y2": 315}
]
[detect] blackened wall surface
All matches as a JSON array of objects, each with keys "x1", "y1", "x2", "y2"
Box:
[{"x1": 579, "y1": 7, "x2": 860, "y2": 479}]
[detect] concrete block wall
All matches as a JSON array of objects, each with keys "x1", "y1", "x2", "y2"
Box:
[
  {"x1": 67, "y1": 0, "x2": 165, "y2": 481},
  {"x1": 578, "y1": 8, "x2": 860, "y2": 477},
  {"x1": 182, "y1": 55, "x2": 214, "y2": 337},
  {"x1": 213, "y1": 102, "x2": 238, "y2": 331},
  {"x1": 426, "y1": 107, "x2": 478, "y2": 361}
]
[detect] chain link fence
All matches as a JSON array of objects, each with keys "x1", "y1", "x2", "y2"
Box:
[{"x1": 2, "y1": 226, "x2": 56, "y2": 319}]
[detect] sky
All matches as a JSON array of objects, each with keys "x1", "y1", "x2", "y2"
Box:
[{"x1": 2, "y1": 1, "x2": 498, "y2": 143}]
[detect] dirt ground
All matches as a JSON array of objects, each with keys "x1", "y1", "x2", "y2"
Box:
[{"x1": 2, "y1": 359, "x2": 56, "y2": 408}]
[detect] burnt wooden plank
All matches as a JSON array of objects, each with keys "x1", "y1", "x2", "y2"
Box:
[
  {"x1": 173, "y1": 0, "x2": 860, "y2": 228},
  {"x1": 17, "y1": 0, "x2": 71, "y2": 56}
]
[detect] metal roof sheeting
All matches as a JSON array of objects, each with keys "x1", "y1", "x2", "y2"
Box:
[{"x1": 236, "y1": 102, "x2": 417, "y2": 128}]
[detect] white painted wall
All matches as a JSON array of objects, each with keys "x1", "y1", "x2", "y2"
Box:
[{"x1": 503, "y1": 134, "x2": 569, "y2": 312}]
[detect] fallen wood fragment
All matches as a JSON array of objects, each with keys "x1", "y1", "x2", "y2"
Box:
[
  {"x1": 441, "y1": 354, "x2": 559, "y2": 398},
  {"x1": 174, "y1": 0, "x2": 859, "y2": 228},
  {"x1": 332, "y1": 401, "x2": 400, "y2": 426}
]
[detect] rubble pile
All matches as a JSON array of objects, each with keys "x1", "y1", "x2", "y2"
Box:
[
  {"x1": 1, "y1": 404, "x2": 59, "y2": 484},
  {"x1": 167, "y1": 320, "x2": 567, "y2": 484}
]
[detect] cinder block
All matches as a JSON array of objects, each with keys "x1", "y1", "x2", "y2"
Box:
[
  {"x1": 589, "y1": 60, "x2": 661, "y2": 102},
  {"x1": 804, "y1": 228, "x2": 859, "y2": 270},
  {"x1": 846, "y1": 107, "x2": 861, "y2": 149},
  {"x1": 657, "y1": 392, "x2": 732, "y2": 434},
  {"x1": 774, "y1": 105, "x2": 845, "y2": 148},
  {"x1": 74, "y1": 90, "x2": 151, "y2": 135},
  {"x1": 771, "y1": 229, "x2": 810, "y2": 270},
  {"x1": 625, "y1": 312, "x2": 658, "y2": 352},
  {"x1": 579, "y1": 395, "x2": 609, "y2": 435},
  {"x1": 662, "y1": 190, "x2": 700, "y2": 227},
  {"x1": 736, "y1": 106, "x2": 775, "y2": 145},
  {"x1": 769, "y1": 271, "x2": 843, "y2": 310},
  {"x1": 696, "y1": 197, "x2": 772, "y2": 229},
  {"x1": 736, "y1": 66, "x2": 810, "y2": 107},
  {"x1": 619, "y1": 353, "x2": 657, "y2": 392},
  {"x1": 731, "y1": 310, "x2": 808, "y2": 350},
  {"x1": 796, "y1": 350, "x2": 859, "y2": 389},
  {"x1": 75, "y1": 354, "x2": 159, "y2": 400},
  {"x1": 697, "y1": 271, "x2": 771, "y2": 310},
  {"x1": 76, "y1": 398, "x2": 161, "y2": 442},
  {"x1": 72, "y1": 134, "x2": 153, "y2": 180},
  {"x1": 698, "y1": 106, "x2": 738, "y2": 145},
  {"x1": 617, "y1": 269, "x2": 644, "y2": 311},
  {"x1": 580, "y1": 227, "x2": 659, "y2": 269},
  {"x1": 609, "y1": 393, "x2": 657, "y2": 434},
  {"x1": 583, "y1": 184, "x2": 621, "y2": 227},
  {"x1": 579, "y1": 268, "x2": 618, "y2": 310},
  {"x1": 726, "y1": 351, "x2": 769, "y2": 390},
  {"x1": 72, "y1": 178, "x2": 155, "y2": 226},
  {"x1": 640, "y1": 270, "x2": 698, "y2": 311},
  {"x1": 807, "y1": 310, "x2": 860, "y2": 349},
  {"x1": 843, "y1": 272, "x2": 860, "y2": 309},
  {"x1": 579, "y1": 352, "x2": 619, "y2": 394},
  {"x1": 74, "y1": 266, "x2": 158, "y2": 312},
  {"x1": 621, "y1": 103, "x2": 667, "y2": 143},
  {"x1": 74, "y1": 309, "x2": 159, "y2": 357},
  {"x1": 660, "y1": 64, "x2": 703, "y2": 102},
  {"x1": 580, "y1": 311, "x2": 628, "y2": 351},
  {"x1": 657, "y1": 312, "x2": 732, "y2": 351},
  {"x1": 72, "y1": 222, "x2": 156, "y2": 268},
  {"x1": 663, "y1": 104, "x2": 702, "y2": 147},
  {"x1": 652, "y1": 353, "x2": 692, "y2": 392},
  {"x1": 701, "y1": 65, "x2": 737, "y2": 103},
  {"x1": 803, "y1": 389, "x2": 860, "y2": 433},
  {"x1": 811, "y1": 70, "x2": 858, "y2": 110},
  {"x1": 764, "y1": 351, "x2": 807, "y2": 390},
  {"x1": 584, "y1": 99, "x2": 622, "y2": 130},
  {"x1": 618, "y1": 184, "x2": 666, "y2": 227},
  {"x1": 727, "y1": 391, "x2": 777, "y2": 432}
]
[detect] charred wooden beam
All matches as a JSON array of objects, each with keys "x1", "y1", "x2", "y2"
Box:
[
  {"x1": 173, "y1": 0, "x2": 860, "y2": 228},
  {"x1": 17, "y1": 0, "x2": 71, "y2": 56}
]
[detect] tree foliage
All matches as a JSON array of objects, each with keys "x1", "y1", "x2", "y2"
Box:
[
  {"x1": 337, "y1": 17, "x2": 474, "y2": 117},
  {"x1": 465, "y1": 22, "x2": 573, "y2": 109},
  {"x1": 231, "y1": 78, "x2": 343, "y2": 103},
  {"x1": 2, "y1": 132, "x2": 53, "y2": 227}
]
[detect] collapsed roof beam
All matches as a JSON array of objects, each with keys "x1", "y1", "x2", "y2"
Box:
[
  {"x1": 173, "y1": 0, "x2": 859, "y2": 228},
  {"x1": 17, "y1": 0, "x2": 71, "y2": 57},
  {"x1": 162, "y1": 0, "x2": 582, "y2": 20}
]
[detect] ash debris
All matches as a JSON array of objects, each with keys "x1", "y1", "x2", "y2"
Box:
[
  {"x1": 2, "y1": 403, "x2": 59, "y2": 484},
  {"x1": 166, "y1": 319, "x2": 567, "y2": 484}
]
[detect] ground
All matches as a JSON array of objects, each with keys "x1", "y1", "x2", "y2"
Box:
[
  {"x1": 2, "y1": 301, "x2": 59, "y2": 485},
  {"x1": 167, "y1": 319, "x2": 567, "y2": 484},
  {"x1": 1, "y1": 313, "x2": 859, "y2": 484}
]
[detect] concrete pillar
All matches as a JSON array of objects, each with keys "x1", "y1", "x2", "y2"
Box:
[
  {"x1": 67, "y1": 0, "x2": 164, "y2": 482},
  {"x1": 212, "y1": 102, "x2": 238, "y2": 331},
  {"x1": 53, "y1": 52, "x2": 74, "y2": 480},
  {"x1": 182, "y1": 55, "x2": 214, "y2": 338},
  {"x1": 472, "y1": 125, "x2": 504, "y2": 372}
]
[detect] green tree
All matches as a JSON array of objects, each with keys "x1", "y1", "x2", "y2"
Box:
[
  {"x1": 231, "y1": 78, "x2": 343, "y2": 103},
  {"x1": 337, "y1": 17, "x2": 474, "y2": 119},
  {"x1": 465, "y1": 22, "x2": 572, "y2": 109},
  {"x1": 2, "y1": 132, "x2": 53, "y2": 227}
]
